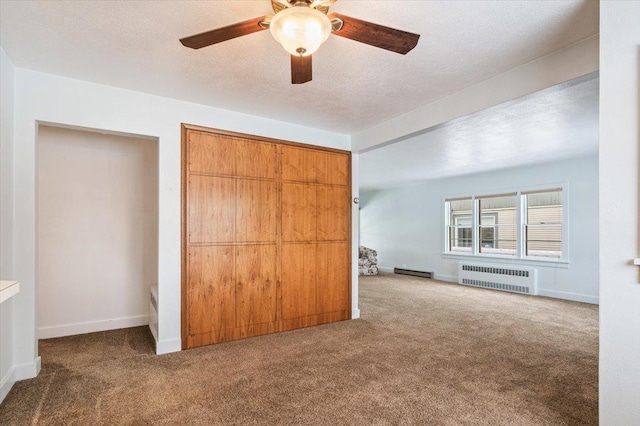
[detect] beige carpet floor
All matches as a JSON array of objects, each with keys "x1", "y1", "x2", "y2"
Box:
[{"x1": 0, "y1": 273, "x2": 598, "y2": 425}]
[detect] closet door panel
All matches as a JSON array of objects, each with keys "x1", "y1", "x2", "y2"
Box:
[
  {"x1": 236, "y1": 245, "x2": 277, "y2": 327},
  {"x1": 281, "y1": 146, "x2": 315, "y2": 182},
  {"x1": 281, "y1": 243, "x2": 317, "y2": 319},
  {"x1": 317, "y1": 186, "x2": 349, "y2": 241},
  {"x1": 188, "y1": 132, "x2": 235, "y2": 176},
  {"x1": 281, "y1": 146, "x2": 349, "y2": 185},
  {"x1": 187, "y1": 246, "x2": 235, "y2": 335},
  {"x1": 188, "y1": 175, "x2": 235, "y2": 243},
  {"x1": 236, "y1": 138, "x2": 277, "y2": 179},
  {"x1": 282, "y1": 183, "x2": 316, "y2": 242},
  {"x1": 316, "y1": 243, "x2": 350, "y2": 314},
  {"x1": 236, "y1": 179, "x2": 277, "y2": 242},
  {"x1": 307, "y1": 150, "x2": 327, "y2": 184},
  {"x1": 318, "y1": 152, "x2": 349, "y2": 185}
]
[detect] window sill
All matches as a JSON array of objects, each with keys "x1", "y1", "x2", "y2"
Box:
[{"x1": 441, "y1": 253, "x2": 570, "y2": 268}]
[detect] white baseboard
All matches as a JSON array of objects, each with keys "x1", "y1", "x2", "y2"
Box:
[
  {"x1": 433, "y1": 274, "x2": 457, "y2": 283},
  {"x1": 0, "y1": 366, "x2": 16, "y2": 404},
  {"x1": 414, "y1": 273, "x2": 598, "y2": 304},
  {"x1": 38, "y1": 315, "x2": 149, "y2": 339},
  {"x1": 1, "y1": 356, "x2": 42, "y2": 403},
  {"x1": 387, "y1": 271, "x2": 598, "y2": 304},
  {"x1": 538, "y1": 289, "x2": 599, "y2": 305},
  {"x1": 156, "y1": 338, "x2": 181, "y2": 355},
  {"x1": 351, "y1": 308, "x2": 361, "y2": 319},
  {"x1": 378, "y1": 266, "x2": 394, "y2": 273},
  {"x1": 14, "y1": 356, "x2": 41, "y2": 381}
]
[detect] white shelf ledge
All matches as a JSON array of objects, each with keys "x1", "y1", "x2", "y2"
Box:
[{"x1": 0, "y1": 280, "x2": 20, "y2": 304}]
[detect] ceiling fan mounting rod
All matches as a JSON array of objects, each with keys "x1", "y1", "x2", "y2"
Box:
[{"x1": 292, "y1": 0, "x2": 322, "y2": 7}]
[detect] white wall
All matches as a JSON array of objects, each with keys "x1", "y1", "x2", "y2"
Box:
[
  {"x1": 599, "y1": 2, "x2": 640, "y2": 424},
  {"x1": 351, "y1": 154, "x2": 360, "y2": 319},
  {"x1": 0, "y1": 48, "x2": 17, "y2": 403},
  {"x1": 37, "y1": 125, "x2": 158, "y2": 338},
  {"x1": 360, "y1": 155, "x2": 599, "y2": 304},
  {"x1": 8, "y1": 65, "x2": 351, "y2": 379}
]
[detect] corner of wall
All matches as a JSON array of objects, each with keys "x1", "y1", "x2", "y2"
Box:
[
  {"x1": 155, "y1": 338, "x2": 181, "y2": 355},
  {"x1": 0, "y1": 46, "x2": 18, "y2": 405},
  {"x1": 0, "y1": 363, "x2": 16, "y2": 404},
  {"x1": 13, "y1": 356, "x2": 41, "y2": 381}
]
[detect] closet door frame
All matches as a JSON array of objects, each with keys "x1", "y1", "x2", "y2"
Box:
[{"x1": 181, "y1": 123, "x2": 352, "y2": 349}]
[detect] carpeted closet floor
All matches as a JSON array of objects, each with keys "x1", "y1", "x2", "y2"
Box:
[{"x1": 0, "y1": 273, "x2": 598, "y2": 425}]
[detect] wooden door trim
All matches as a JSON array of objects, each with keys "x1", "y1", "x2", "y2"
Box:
[
  {"x1": 181, "y1": 124, "x2": 189, "y2": 349},
  {"x1": 347, "y1": 152, "x2": 352, "y2": 321},
  {"x1": 182, "y1": 123, "x2": 351, "y2": 155}
]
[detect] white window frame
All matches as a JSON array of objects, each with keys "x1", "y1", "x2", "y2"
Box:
[
  {"x1": 477, "y1": 193, "x2": 517, "y2": 257},
  {"x1": 444, "y1": 198, "x2": 473, "y2": 254},
  {"x1": 443, "y1": 183, "x2": 569, "y2": 265},
  {"x1": 521, "y1": 188, "x2": 565, "y2": 261}
]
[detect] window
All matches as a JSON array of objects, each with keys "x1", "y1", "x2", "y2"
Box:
[
  {"x1": 524, "y1": 189, "x2": 563, "y2": 259},
  {"x1": 478, "y1": 214, "x2": 497, "y2": 248},
  {"x1": 478, "y1": 193, "x2": 516, "y2": 256},
  {"x1": 453, "y1": 216, "x2": 472, "y2": 247},
  {"x1": 448, "y1": 198, "x2": 472, "y2": 252},
  {"x1": 445, "y1": 187, "x2": 565, "y2": 261}
]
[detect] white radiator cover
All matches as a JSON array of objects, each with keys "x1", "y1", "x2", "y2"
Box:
[{"x1": 458, "y1": 261, "x2": 538, "y2": 295}]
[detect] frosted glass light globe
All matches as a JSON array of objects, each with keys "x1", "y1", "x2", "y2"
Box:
[{"x1": 270, "y1": 6, "x2": 332, "y2": 56}]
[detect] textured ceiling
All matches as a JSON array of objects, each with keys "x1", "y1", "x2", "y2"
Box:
[
  {"x1": 0, "y1": 0, "x2": 598, "y2": 134},
  {"x1": 359, "y1": 76, "x2": 599, "y2": 190}
]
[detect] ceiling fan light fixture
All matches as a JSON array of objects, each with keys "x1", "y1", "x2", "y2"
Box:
[{"x1": 269, "y1": 6, "x2": 332, "y2": 56}]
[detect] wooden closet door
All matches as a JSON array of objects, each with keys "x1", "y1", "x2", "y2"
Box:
[
  {"x1": 281, "y1": 147, "x2": 349, "y2": 185},
  {"x1": 188, "y1": 132, "x2": 235, "y2": 176},
  {"x1": 187, "y1": 246, "x2": 235, "y2": 335},
  {"x1": 183, "y1": 126, "x2": 350, "y2": 349},
  {"x1": 281, "y1": 183, "x2": 316, "y2": 242},
  {"x1": 236, "y1": 245, "x2": 277, "y2": 327},
  {"x1": 281, "y1": 243, "x2": 317, "y2": 319},
  {"x1": 317, "y1": 152, "x2": 349, "y2": 185},
  {"x1": 235, "y1": 138, "x2": 277, "y2": 179},
  {"x1": 281, "y1": 145, "x2": 315, "y2": 182},
  {"x1": 316, "y1": 242, "x2": 350, "y2": 314},
  {"x1": 236, "y1": 179, "x2": 277, "y2": 243},
  {"x1": 188, "y1": 175, "x2": 235, "y2": 243},
  {"x1": 280, "y1": 145, "x2": 351, "y2": 326},
  {"x1": 317, "y1": 186, "x2": 349, "y2": 241}
]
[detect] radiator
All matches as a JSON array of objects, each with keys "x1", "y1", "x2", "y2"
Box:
[
  {"x1": 458, "y1": 261, "x2": 538, "y2": 295},
  {"x1": 394, "y1": 268, "x2": 433, "y2": 279}
]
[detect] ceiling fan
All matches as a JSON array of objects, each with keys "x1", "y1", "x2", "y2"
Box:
[{"x1": 180, "y1": 0, "x2": 420, "y2": 84}]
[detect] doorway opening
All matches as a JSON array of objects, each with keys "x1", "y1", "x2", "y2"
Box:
[{"x1": 36, "y1": 124, "x2": 158, "y2": 343}]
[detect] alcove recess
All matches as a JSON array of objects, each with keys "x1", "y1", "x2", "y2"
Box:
[{"x1": 181, "y1": 124, "x2": 351, "y2": 349}]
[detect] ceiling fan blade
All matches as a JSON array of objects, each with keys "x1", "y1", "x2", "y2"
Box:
[
  {"x1": 180, "y1": 16, "x2": 269, "y2": 49},
  {"x1": 291, "y1": 54, "x2": 312, "y2": 84},
  {"x1": 328, "y1": 13, "x2": 420, "y2": 54}
]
